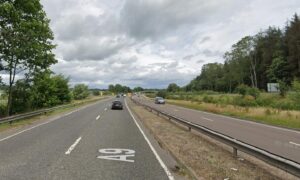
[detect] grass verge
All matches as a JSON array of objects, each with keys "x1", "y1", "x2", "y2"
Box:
[
  {"x1": 128, "y1": 99, "x2": 295, "y2": 180},
  {"x1": 0, "y1": 96, "x2": 109, "y2": 133},
  {"x1": 166, "y1": 99, "x2": 300, "y2": 130}
]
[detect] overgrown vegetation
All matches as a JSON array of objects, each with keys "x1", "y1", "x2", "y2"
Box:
[
  {"x1": 184, "y1": 14, "x2": 300, "y2": 93},
  {"x1": 0, "y1": 1, "x2": 106, "y2": 117}
]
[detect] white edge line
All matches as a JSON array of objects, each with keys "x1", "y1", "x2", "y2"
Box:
[
  {"x1": 65, "y1": 137, "x2": 82, "y2": 155},
  {"x1": 0, "y1": 117, "x2": 60, "y2": 142},
  {"x1": 125, "y1": 99, "x2": 174, "y2": 180},
  {"x1": 0, "y1": 98, "x2": 114, "y2": 143},
  {"x1": 139, "y1": 98, "x2": 300, "y2": 135},
  {"x1": 289, "y1": 141, "x2": 300, "y2": 147},
  {"x1": 202, "y1": 117, "x2": 214, "y2": 122}
]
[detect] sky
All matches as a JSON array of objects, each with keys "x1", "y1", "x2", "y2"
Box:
[{"x1": 36, "y1": 0, "x2": 300, "y2": 89}]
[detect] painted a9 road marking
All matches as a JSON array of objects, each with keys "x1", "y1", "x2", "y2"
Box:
[{"x1": 97, "y1": 148, "x2": 135, "y2": 163}]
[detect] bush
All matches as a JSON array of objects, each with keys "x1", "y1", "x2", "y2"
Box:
[
  {"x1": 73, "y1": 84, "x2": 90, "y2": 100},
  {"x1": 235, "y1": 84, "x2": 260, "y2": 99},
  {"x1": 291, "y1": 79, "x2": 300, "y2": 103},
  {"x1": 233, "y1": 95, "x2": 257, "y2": 107},
  {"x1": 277, "y1": 80, "x2": 288, "y2": 97},
  {"x1": 157, "y1": 90, "x2": 167, "y2": 98},
  {"x1": 235, "y1": 84, "x2": 249, "y2": 96},
  {"x1": 247, "y1": 87, "x2": 260, "y2": 99},
  {"x1": 92, "y1": 90, "x2": 100, "y2": 96},
  {"x1": 271, "y1": 100, "x2": 296, "y2": 110},
  {"x1": 202, "y1": 95, "x2": 216, "y2": 103},
  {"x1": 0, "y1": 104, "x2": 6, "y2": 117}
]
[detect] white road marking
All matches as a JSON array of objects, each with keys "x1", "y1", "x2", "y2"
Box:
[
  {"x1": 0, "y1": 98, "x2": 114, "y2": 143},
  {"x1": 202, "y1": 117, "x2": 214, "y2": 122},
  {"x1": 289, "y1": 141, "x2": 300, "y2": 147},
  {"x1": 142, "y1": 99, "x2": 300, "y2": 135},
  {"x1": 104, "y1": 108, "x2": 108, "y2": 111},
  {"x1": 65, "y1": 137, "x2": 82, "y2": 155},
  {"x1": 0, "y1": 117, "x2": 62, "y2": 142},
  {"x1": 97, "y1": 149, "x2": 135, "y2": 163},
  {"x1": 125, "y1": 99, "x2": 174, "y2": 180},
  {"x1": 96, "y1": 115, "x2": 101, "y2": 120},
  {"x1": 65, "y1": 112, "x2": 73, "y2": 116}
]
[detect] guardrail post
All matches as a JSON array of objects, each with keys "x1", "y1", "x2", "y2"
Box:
[
  {"x1": 9, "y1": 121, "x2": 12, "y2": 125},
  {"x1": 188, "y1": 126, "x2": 191, "y2": 131},
  {"x1": 233, "y1": 147, "x2": 238, "y2": 157}
]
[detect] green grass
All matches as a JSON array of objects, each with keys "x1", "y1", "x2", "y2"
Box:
[
  {"x1": 167, "y1": 99, "x2": 300, "y2": 130},
  {"x1": 0, "y1": 96, "x2": 109, "y2": 133}
]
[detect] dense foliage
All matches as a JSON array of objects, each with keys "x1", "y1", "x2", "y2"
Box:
[
  {"x1": 185, "y1": 14, "x2": 300, "y2": 92},
  {"x1": 10, "y1": 71, "x2": 71, "y2": 114},
  {"x1": 73, "y1": 84, "x2": 90, "y2": 100},
  {"x1": 0, "y1": 0, "x2": 56, "y2": 115},
  {"x1": 108, "y1": 84, "x2": 131, "y2": 93}
]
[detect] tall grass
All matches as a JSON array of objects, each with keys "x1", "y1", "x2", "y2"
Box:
[
  {"x1": 167, "y1": 99, "x2": 300, "y2": 129},
  {"x1": 163, "y1": 91, "x2": 300, "y2": 111}
]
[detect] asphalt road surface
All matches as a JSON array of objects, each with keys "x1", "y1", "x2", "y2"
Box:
[
  {"x1": 133, "y1": 96, "x2": 300, "y2": 164},
  {"x1": 0, "y1": 98, "x2": 174, "y2": 180}
]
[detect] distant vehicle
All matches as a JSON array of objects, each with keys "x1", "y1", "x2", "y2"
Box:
[
  {"x1": 123, "y1": 94, "x2": 127, "y2": 97},
  {"x1": 155, "y1": 97, "x2": 165, "y2": 104},
  {"x1": 111, "y1": 100, "x2": 123, "y2": 110},
  {"x1": 116, "y1": 94, "x2": 121, "y2": 98}
]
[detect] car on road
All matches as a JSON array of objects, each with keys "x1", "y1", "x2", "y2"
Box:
[
  {"x1": 111, "y1": 100, "x2": 123, "y2": 110},
  {"x1": 116, "y1": 94, "x2": 121, "y2": 98},
  {"x1": 155, "y1": 97, "x2": 165, "y2": 104}
]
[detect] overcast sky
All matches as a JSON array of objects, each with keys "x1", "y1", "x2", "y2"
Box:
[{"x1": 39, "y1": 0, "x2": 300, "y2": 89}]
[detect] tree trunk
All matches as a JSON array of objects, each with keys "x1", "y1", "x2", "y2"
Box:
[{"x1": 6, "y1": 59, "x2": 17, "y2": 116}]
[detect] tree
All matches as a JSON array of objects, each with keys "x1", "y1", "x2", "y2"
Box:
[
  {"x1": 255, "y1": 27, "x2": 285, "y2": 89},
  {"x1": 157, "y1": 90, "x2": 167, "y2": 98},
  {"x1": 30, "y1": 71, "x2": 71, "y2": 108},
  {"x1": 11, "y1": 79, "x2": 32, "y2": 113},
  {"x1": 0, "y1": 0, "x2": 56, "y2": 115},
  {"x1": 133, "y1": 87, "x2": 144, "y2": 92},
  {"x1": 167, "y1": 83, "x2": 180, "y2": 92},
  {"x1": 114, "y1": 84, "x2": 123, "y2": 93},
  {"x1": 108, "y1": 84, "x2": 115, "y2": 92},
  {"x1": 267, "y1": 56, "x2": 290, "y2": 82},
  {"x1": 73, "y1": 84, "x2": 89, "y2": 100},
  {"x1": 285, "y1": 14, "x2": 300, "y2": 78}
]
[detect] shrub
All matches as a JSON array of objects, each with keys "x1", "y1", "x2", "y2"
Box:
[
  {"x1": 156, "y1": 90, "x2": 167, "y2": 98},
  {"x1": 203, "y1": 95, "x2": 216, "y2": 103},
  {"x1": 247, "y1": 87, "x2": 260, "y2": 99},
  {"x1": 0, "y1": 104, "x2": 6, "y2": 117},
  {"x1": 291, "y1": 79, "x2": 300, "y2": 103},
  {"x1": 277, "y1": 80, "x2": 288, "y2": 97},
  {"x1": 73, "y1": 84, "x2": 90, "y2": 100},
  {"x1": 233, "y1": 95, "x2": 257, "y2": 107},
  {"x1": 235, "y1": 84, "x2": 249, "y2": 96},
  {"x1": 92, "y1": 90, "x2": 100, "y2": 96}
]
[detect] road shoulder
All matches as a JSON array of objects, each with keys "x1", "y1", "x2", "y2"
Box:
[{"x1": 127, "y1": 97, "x2": 298, "y2": 180}]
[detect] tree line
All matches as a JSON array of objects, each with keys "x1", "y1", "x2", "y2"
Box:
[
  {"x1": 185, "y1": 14, "x2": 300, "y2": 93},
  {"x1": 108, "y1": 84, "x2": 144, "y2": 93},
  {"x1": 0, "y1": 1, "x2": 93, "y2": 116}
]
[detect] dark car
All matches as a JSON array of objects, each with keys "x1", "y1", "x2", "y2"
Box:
[{"x1": 111, "y1": 100, "x2": 123, "y2": 110}]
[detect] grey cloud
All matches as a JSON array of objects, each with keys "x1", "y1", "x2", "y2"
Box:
[
  {"x1": 60, "y1": 36, "x2": 131, "y2": 61},
  {"x1": 199, "y1": 36, "x2": 211, "y2": 44},
  {"x1": 197, "y1": 60, "x2": 205, "y2": 64},
  {"x1": 39, "y1": 0, "x2": 300, "y2": 89},
  {"x1": 120, "y1": 0, "x2": 245, "y2": 40},
  {"x1": 202, "y1": 49, "x2": 223, "y2": 57}
]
